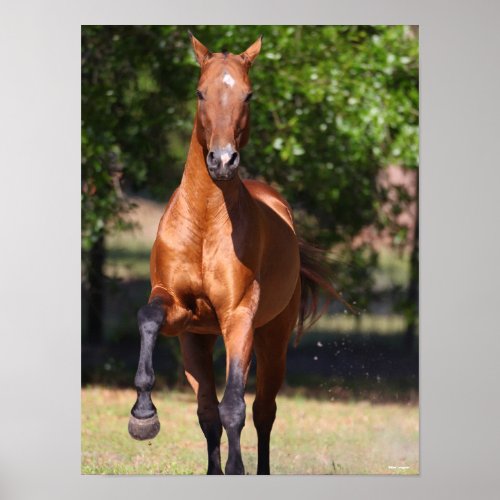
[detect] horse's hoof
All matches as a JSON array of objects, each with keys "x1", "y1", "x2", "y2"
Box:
[
  {"x1": 128, "y1": 414, "x2": 160, "y2": 441},
  {"x1": 224, "y1": 459, "x2": 245, "y2": 475}
]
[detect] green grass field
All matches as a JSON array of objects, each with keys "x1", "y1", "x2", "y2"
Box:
[{"x1": 82, "y1": 386, "x2": 418, "y2": 475}]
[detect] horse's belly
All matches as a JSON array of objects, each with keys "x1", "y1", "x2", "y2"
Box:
[
  {"x1": 254, "y1": 220, "x2": 301, "y2": 328},
  {"x1": 153, "y1": 288, "x2": 221, "y2": 336},
  {"x1": 188, "y1": 297, "x2": 221, "y2": 334}
]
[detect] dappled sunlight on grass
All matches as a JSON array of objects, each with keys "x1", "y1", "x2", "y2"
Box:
[{"x1": 82, "y1": 387, "x2": 418, "y2": 475}]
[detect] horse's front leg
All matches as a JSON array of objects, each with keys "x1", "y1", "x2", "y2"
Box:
[
  {"x1": 219, "y1": 308, "x2": 255, "y2": 475},
  {"x1": 128, "y1": 297, "x2": 165, "y2": 440}
]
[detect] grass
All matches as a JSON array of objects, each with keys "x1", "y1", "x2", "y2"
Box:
[
  {"x1": 314, "y1": 313, "x2": 407, "y2": 334},
  {"x1": 373, "y1": 248, "x2": 411, "y2": 290},
  {"x1": 82, "y1": 386, "x2": 419, "y2": 475}
]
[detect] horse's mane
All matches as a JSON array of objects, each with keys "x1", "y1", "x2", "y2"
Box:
[{"x1": 296, "y1": 238, "x2": 357, "y2": 346}]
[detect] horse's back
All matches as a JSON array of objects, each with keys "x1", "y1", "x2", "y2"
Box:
[{"x1": 243, "y1": 179, "x2": 296, "y2": 232}]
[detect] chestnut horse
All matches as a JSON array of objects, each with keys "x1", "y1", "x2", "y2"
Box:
[{"x1": 128, "y1": 34, "x2": 348, "y2": 475}]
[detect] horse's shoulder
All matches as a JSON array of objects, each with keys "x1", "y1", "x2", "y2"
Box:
[{"x1": 243, "y1": 179, "x2": 295, "y2": 229}]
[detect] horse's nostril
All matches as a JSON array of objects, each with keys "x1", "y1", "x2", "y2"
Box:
[
  {"x1": 207, "y1": 151, "x2": 216, "y2": 167},
  {"x1": 229, "y1": 152, "x2": 239, "y2": 166}
]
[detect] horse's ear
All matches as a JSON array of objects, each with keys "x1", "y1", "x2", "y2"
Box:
[
  {"x1": 188, "y1": 31, "x2": 212, "y2": 66},
  {"x1": 240, "y1": 35, "x2": 263, "y2": 67}
]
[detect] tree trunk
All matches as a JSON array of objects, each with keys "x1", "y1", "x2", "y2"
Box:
[{"x1": 87, "y1": 233, "x2": 105, "y2": 345}]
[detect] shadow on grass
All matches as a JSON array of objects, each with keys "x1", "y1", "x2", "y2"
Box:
[{"x1": 82, "y1": 332, "x2": 418, "y2": 404}]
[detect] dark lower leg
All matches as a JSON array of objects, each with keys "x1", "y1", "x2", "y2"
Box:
[
  {"x1": 128, "y1": 298, "x2": 165, "y2": 440},
  {"x1": 252, "y1": 399, "x2": 277, "y2": 475},
  {"x1": 253, "y1": 326, "x2": 290, "y2": 475},
  {"x1": 219, "y1": 361, "x2": 248, "y2": 475},
  {"x1": 199, "y1": 412, "x2": 223, "y2": 474}
]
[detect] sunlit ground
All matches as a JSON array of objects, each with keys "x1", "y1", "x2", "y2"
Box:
[{"x1": 82, "y1": 386, "x2": 419, "y2": 475}]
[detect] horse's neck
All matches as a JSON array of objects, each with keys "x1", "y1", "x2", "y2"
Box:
[{"x1": 178, "y1": 123, "x2": 243, "y2": 225}]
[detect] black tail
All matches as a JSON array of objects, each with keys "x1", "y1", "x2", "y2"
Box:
[{"x1": 296, "y1": 238, "x2": 357, "y2": 346}]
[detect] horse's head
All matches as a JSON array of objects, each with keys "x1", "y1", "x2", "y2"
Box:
[{"x1": 190, "y1": 33, "x2": 262, "y2": 181}]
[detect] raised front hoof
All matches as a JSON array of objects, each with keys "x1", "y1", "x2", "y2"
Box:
[{"x1": 128, "y1": 414, "x2": 160, "y2": 441}]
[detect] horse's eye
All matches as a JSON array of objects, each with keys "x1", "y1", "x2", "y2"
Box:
[
  {"x1": 196, "y1": 90, "x2": 205, "y2": 100},
  {"x1": 244, "y1": 92, "x2": 253, "y2": 103}
]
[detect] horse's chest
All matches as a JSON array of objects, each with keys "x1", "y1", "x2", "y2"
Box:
[
  {"x1": 152, "y1": 210, "x2": 256, "y2": 335},
  {"x1": 152, "y1": 238, "x2": 223, "y2": 334}
]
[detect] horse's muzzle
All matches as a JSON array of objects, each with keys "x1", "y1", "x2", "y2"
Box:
[{"x1": 206, "y1": 146, "x2": 240, "y2": 181}]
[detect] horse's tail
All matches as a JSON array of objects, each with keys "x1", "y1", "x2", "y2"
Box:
[{"x1": 296, "y1": 238, "x2": 357, "y2": 346}]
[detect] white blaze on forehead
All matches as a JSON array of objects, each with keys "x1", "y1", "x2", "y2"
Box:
[{"x1": 222, "y1": 72, "x2": 235, "y2": 87}]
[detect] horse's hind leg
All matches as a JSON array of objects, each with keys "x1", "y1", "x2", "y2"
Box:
[
  {"x1": 252, "y1": 325, "x2": 289, "y2": 474},
  {"x1": 128, "y1": 297, "x2": 165, "y2": 440},
  {"x1": 252, "y1": 283, "x2": 300, "y2": 474},
  {"x1": 179, "y1": 332, "x2": 223, "y2": 475}
]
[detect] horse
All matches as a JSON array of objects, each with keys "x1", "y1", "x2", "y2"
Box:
[{"x1": 128, "y1": 33, "x2": 349, "y2": 475}]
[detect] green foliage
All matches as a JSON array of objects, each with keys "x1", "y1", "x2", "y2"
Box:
[
  {"x1": 82, "y1": 25, "x2": 418, "y2": 297},
  {"x1": 81, "y1": 26, "x2": 195, "y2": 251}
]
